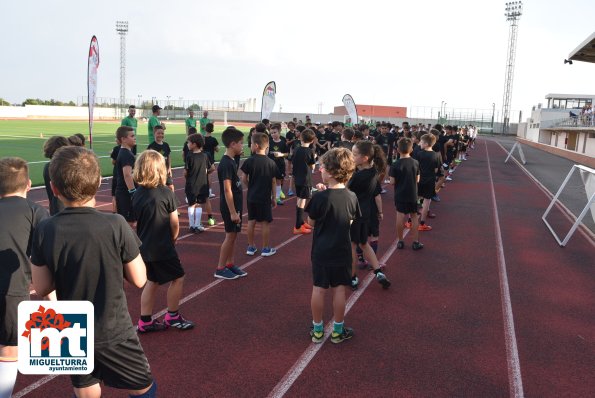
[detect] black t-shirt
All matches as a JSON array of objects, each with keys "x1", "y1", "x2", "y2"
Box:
[
  {"x1": 268, "y1": 137, "x2": 288, "y2": 169},
  {"x1": 115, "y1": 147, "x2": 135, "y2": 192},
  {"x1": 347, "y1": 167, "x2": 378, "y2": 219},
  {"x1": 147, "y1": 141, "x2": 171, "y2": 166},
  {"x1": 417, "y1": 150, "x2": 442, "y2": 182},
  {"x1": 438, "y1": 133, "x2": 449, "y2": 157},
  {"x1": 306, "y1": 189, "x2": 360, "y2": 267},
  {"x1": 204, "y1": 136, "x2": 219, "y2": 163},
  {"x1": 375, "y1": 133, "x2": 396, "y2": 157},
  {"x1": 389, "y1": 157, "x2": 420, "y2": 203},
  {"x1": 292, "y1": 146, "x2": 315, "y2": 186},
  {"x1": 218, "y1": 155, "x2": 243, "y2": 214},
  {"x1": 43, "y1": 162, "x2": 64, "y2": 215},
  {"x1": 30, "y1": 207, "x2": 140, "y2": 346},
  {"x1": 411, "y1": 143, "x2": 422, "y2": 160},
  {"x1": 185, "y1": 152, "x2": 212, "y2": 194},
  {"x1": 0, "y1": 197, "x2": 48, "y2": 295},
  {"x1": 240, "y1": 154, "x2": 277, "y2": 204},
  {"x1": 182, "y1": 141, "x2": 190, "y2": 163},
  {"x1": 285, "y1": 130, "x2": 296, "y2": 146},
  {"x1": 132, "y1": 185, "x2": 177, "y2": 261}
]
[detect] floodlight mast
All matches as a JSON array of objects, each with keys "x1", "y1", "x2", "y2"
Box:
[
  {"x1": 501, "y1": 2, "x2": 522, "y2": 134},
  {"x1": 116, "y1": 20, "x2": 128, "y2": 118}
]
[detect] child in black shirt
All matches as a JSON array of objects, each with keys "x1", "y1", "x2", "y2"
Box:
[
  {"x1": 42, "y1": 135, "x2": 69, "y2": 215},
  {"x1": 133, "y1": 150, "x2": 194, "y2": 333},
  {"x1": 0, "y1": 157, "x2": 48, "y2": 397},
  {"x1": 417, "y1": 133, "x2": 442, "y2": 231},
  {"x1": 214, "y1": 127, "x2": 247, "y2": 280},
  {"x1": 389, "y1": 138, "x2": 423, "y2": 250},
  {"x1": 268, "y1": 123, "x2": 289, "y2": 205},
  {"x1": 30, "y1": 146, "x2": 155, "y2": 397},
  {"x1": 185, "y1": 133, "x2": 215, "y2": 232},
  {"x1": 241, "y1": 133, "x2": 278, "y2": 257},
  {"x1": 147, "y1": 125, "x2": 174, "y2": 190},
  {"x1": 203, "y1": 123, "x2": 219, "y2": 199},
  {"x1": 306, "y1": 148, "x2": 359, "y2": 344},
  {"x1": 291, "y1": 129, "x2": 316, "y2": 234},
  {"x1": 114, "y1": 126, "x2": 137, "y2": 226}
]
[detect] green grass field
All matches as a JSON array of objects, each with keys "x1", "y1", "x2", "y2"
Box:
[{"x1": 0, "y1": 120, "x2": 248, "y2": 187}]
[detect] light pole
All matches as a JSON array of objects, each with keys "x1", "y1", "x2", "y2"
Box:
[
  {"x1": 166, "y1": 96, "x2": 171, "y2": 119},
  {"x1": 440, "y1": 101, "x2": 444, "y2": 119},
  {"x1": 443, "y1": 102, "x2": 447, "y2": 122},
  {"x1": 137, "y1": 94, "x2": 142, "y2": 108},
  {"x1": 491, "y1": 102, "x2": 496, "y2": 129},
  {"x1": 502, "y1": 1, "x2": 523, "y2": 134},
  {"x1": 115, "y1": 21, "x2": 128, "y2": 118}
]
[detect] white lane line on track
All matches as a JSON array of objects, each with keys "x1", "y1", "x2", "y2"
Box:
[{"x1": 485, "y1": 140, "x2": 525, "y2": 398}]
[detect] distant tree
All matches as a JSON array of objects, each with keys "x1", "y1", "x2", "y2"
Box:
[
  {"x1": 0, "y1": 98, "x2": 10, "y2": 106},
  {"x1": 187, "y1": 103, "x2": 201, "y2": 111},
  {"x1": 67, "y1": 101, "x2": 75, "y2": 106}
]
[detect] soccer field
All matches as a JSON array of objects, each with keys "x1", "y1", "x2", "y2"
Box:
[{"x1": 0, "y1": 120, "x2": 245, "y2": 187}]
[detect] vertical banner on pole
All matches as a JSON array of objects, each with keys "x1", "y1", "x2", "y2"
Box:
[
  {"x1": 260, "y1": 81, "x2": 276, "y2": 121},
  {"x1": 87, "y1": 36, "x2": 99, "y2": 149},
  {"x1": 342, "y1": 94, "x2": 358, "y2": 125}
]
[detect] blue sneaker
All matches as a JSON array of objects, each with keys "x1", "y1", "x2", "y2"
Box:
[
  {"x1": 214, "y1": 267, "x2": 239, "y2": 280},
  {"x1": 246, "y1": 245, "x2": 257, "y2": 256},
  {"x1": 261, "y1": 247, "x2": 277, "y2": 257},
  {"x1": 227, "y1": 265, "x2": 247, "y2": 277},
  {"x1": 287, "y1": 190, "x2": 295, "y2": 197}
]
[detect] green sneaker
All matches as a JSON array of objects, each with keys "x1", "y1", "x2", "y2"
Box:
[
  {"x1": 208, "y1": 216, "x2": 216, "y2": 226},
  {"x1": 331, "y1": 327, "x2": 354, "y2": 344},
  {"x1": 310, "y1": 327, "x2": 324, "y2": 343}
]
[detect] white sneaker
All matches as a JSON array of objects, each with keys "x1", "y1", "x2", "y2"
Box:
[
  {"x1": 446, "y1": 176, "x2": 453, "y2": 181},
  {"x1": 196, "y1": 224, "x2": 206, "y2": 232},
  {"x1": 209, "y1": 193, "x2": 216, "y2": 198}
]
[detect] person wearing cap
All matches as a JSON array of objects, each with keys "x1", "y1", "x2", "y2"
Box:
[
  {"x1": 148, "y1": 105, "x2": 164, "y2": 145},
  {"x1": 199, "y1": 111, "x2": 211, "y2": 135},
  {"x1": 121, "y1": 105, "x2": 138, "y2": 154}
]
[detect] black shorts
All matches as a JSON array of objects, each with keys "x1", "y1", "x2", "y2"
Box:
[
  {"x1": 111, "y1": 177, "x2": 117, "y2": 196},
  {"x1": 247, "y1": 202, "x2": 273, "y2": 223},
  {"x1": 396, "y1": 201, "x2": 418, "y2": 214},
  {"x1": 145, "y1": 256, "x2": 185, "y2": 285},
  {"x1": 0, "y1": 294, "x2": 27, "y2": 346},
  {"x1": 115, "y1": 191, "x2": 135, "y2": 222},
  {"x1": 221, "y1": 209, "x2": 243, "y2": 233},
  {"x1": 418, "y1": 180, "x2": 435, "y2": 200},
  {"x1": 186, "y1": 186, "x2": 209, "y2": 205},
  {"x1": 70, "y1": 332, "x2": 153, "y2": 390},
  {"x1": 295, "y1": 185, "x2": 312, "y2": 200},
  {"x1": 350, "y1": 220, "x2": 369, "y2": 245},
  {"x1": 275, "y1": 161, "x2": 286, "y2": 180},
  {"x1": 312, "y1": 264, "x2": 352, "y2": 289}
]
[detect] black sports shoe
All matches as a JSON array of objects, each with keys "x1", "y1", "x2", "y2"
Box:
[
  {"x1": 137, "y1": 319, "x2": 167, "y2": 334},
  {"x1": 412, "y1": 241, "x2": 424, "y2": 251},
  {"x1": 331, "y1": 327, "x2": 354, "y2": 344},
  {"x1": 351, "y1": 276, "x2": 359, "y2": 291},
  {"x1": 375, "y1": 271, "x2": 391, "y2": 289},
  {"x1": 397, "y1": 240, "x2": 405, "y2": 249},
  {"x1": 309, "y1": 327, "x2": 324, "y2": 343}
]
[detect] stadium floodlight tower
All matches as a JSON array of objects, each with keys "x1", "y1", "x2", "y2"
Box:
[
  {"x1": 501, "y1": 1, "x2": 522, "y2": 134},
  {"x1": 116, "y1": 20, "x2": 128, "y2": 118}
]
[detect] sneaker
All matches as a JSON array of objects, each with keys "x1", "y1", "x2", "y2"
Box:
[
  {"x1": 209, "y1": 192, "x2": 216, "y2": 198},
  {"x1": 164, "y1": 313, "x2": 195, "y2": 330},
  {"x1": 208, "y1": 217, "x2": 216, "y2": 226},
  {"x1": 380, "y1": 189, "x2": 387, "y2": 194},
  {"x1": 442, "y1": 163, "x2": 449, "y2": 169},
  {"x1": 384, "y1": 178, "x2": 390, "y2": 184},
  {"x1": 404, "y1": 222, "x2": 412, "y2": 229},
  {"x1": 302, "y1": 222, "x2": 313, "y2": 230},
  {"x1": 246, "y1": 245, "x2": 258, "y2": 256},
  {"x1": 446, "y1": 176, "x2": 453, "y2": 181},
  {"x1": 357, "y1": 258, "x2": 369, "y2": 270},
  {"x1": 287, "y1": 190, "x2": 295, "y2": 197},
  {"x1": 311, "y1": 187, "x2": 318, "y2": 193},
  {"x1": 331, "y1": 327, "x2": 354, "y2": 344},
  {"x1": 189, "y1": 226, "x2": 197, "y2": 233},
  {"x1": 310, "y1": 327, "x2": 324, "y2": 344},
  {"x1": 196, "y1": 224, "x2": 206, "y2": 232},
  {"x1": 412, "y1": 241, "x2": 424, "y2": 251},
  {"x1": 137, "y1": 319, "x2": 167, "y2": 334},
  {"x1": 431, "y1": 195, "x2": 441, "y2": 202},
  {"x1": 375, "y1": 271, "x2": 391, "y2": 289},
  {"x1": 454, "y1": 159, "x2": 462, "y2": 164},
  {"x1": 418, "y1": 224, "x2": 433, "y2": 231},
  {"x1": 397, "y1": 240, "x2": 405, "y2": 249},
  {"x1": 214, "y1": 267, "x2": 240, "y2": 280},
  {"x1": 293, "y1": 224, "x2": 312, "y2": 235},
  {"x1": 351, "y1": 276, "x2": 359, "y2": 291},
  {"x1": 276, "y1": 200, "x2": 284, "y2": 206},
  {"x1": 227, "y1": 265, "x2": 247, "y2": 277},
  {"x1": 261, "y1": 247, "x2": 277, "y2": 257},
  {"x1": 280, "y1": 190, "x2": 286, "y2": 199},
  {"x1": 427, "y1": 212, "x2": 437, "y2": 219}
]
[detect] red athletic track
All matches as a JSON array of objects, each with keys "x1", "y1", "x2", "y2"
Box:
[{"x1": 13, "y1": 138, "x2": 595, "y2": 397}]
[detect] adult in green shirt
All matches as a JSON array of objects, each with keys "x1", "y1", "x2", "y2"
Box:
[
  {"x1": 185, "y1": 110, "x2": 197, "y2": 134},
  {"x1": 121, "y1": 105, "x2": 138, "y2": 154},
  {"x1": 148, "y1": 105, "x2": 164, "y2": 144},
  {"x1": 199, "y1": 111, "x2": 211, "y2": 134}
]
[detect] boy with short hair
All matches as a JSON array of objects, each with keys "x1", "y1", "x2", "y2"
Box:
[
  {"x1": 417, "y1": 134, "x2": 442, "y2": 231},
  {"x1": 241, "y1": 133, "x2": 278, "y2": 257},
  {"x1": 30, "y1": 146, "x2": 156, "y2": 398},
  {"x1": 333, "y1": 128, "x2": 355, "y2": 150},
  {"x1": 268, "y1": 123, "x2": 289, "y2": 205},
  {"x1": 214, "y1": 127, "x2": 248, "y2": 280},
  {"x1": 42, "y1": 135, "x2": 69, "y2": 215},
  {"x1": 389, "y1": 138, "x2": 423, "y2": 250},
  {"x1": 148, "y1": 105, "x2": 164, "y2": 145},
  {"x1": 0, "y1": 157, "x2": 48, "y2": 398},
  {"x1": 147, "y1": 125, "x2": 175, "y2": 192},
  {"x1": 203, "y1": 122, "x2": 219, "y2": 200},
  {"x1": 115, "y1": 126, "x2": 137, "y2": 226},
  {"x1": 185, "y1": 133, "x2": 215, "y2": 232},
  {"x1": 185, "y1": 110, "x2": 197, "y2": 134},
  {"x1": 291, "y1": 129, "x2": 316, "y2": 234},
  {"x1": 306, "y1": 148, "x2": 359, "y2": 344}
]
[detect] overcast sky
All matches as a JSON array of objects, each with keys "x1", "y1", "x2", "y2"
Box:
[{"x1": 1, "y1": 0, "x2": 593, "y2": 117}]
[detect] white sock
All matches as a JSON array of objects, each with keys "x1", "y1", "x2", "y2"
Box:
[
  {"x1": 0, "y1": 360, "x2": 18, "y2": 398},
  {"x1": 188, "y1": 207, "x2": 195, "y2": 228},
  {"x1": 195, "y1": 207, "x2": 203, "y2": 226},
  {"x1": 276, "y1": 186, "x2": 281, "y2": 201}
]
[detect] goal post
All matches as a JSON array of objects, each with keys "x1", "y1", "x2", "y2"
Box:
[{"x1": 542, "y1": 164, "x2": 595, "y2": 247}]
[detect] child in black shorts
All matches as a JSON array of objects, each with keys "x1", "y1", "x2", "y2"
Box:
[
  {"x1": 114, "y1": 126, "x2": 137, "y2": 226},
  {"x1": 133, "y1": 150, "x2": 194, "y2": 333},
  {"x1": 389, "y1": 138, "x2": 423, "y2": 250},
  {"x1": 417, "y1": 133, "x2": 442, "y2": 231},
  {"x1": 203, "y1": 123, "x2": 219, "y2": 200},
  {"x1": 31, "y1": 146, "x2": 156, "y2": 398},
  {"x1": 268, "y1": 123, "x2": 289, "y2": 205},
  {"x1": 291, "y1": 129, "x2": 316, "y2": 235},
  {"x1": 306, "y1": 148, "x2": 359, "y2": 344},
  {"x1": 185, "y1": 133, "x2": 215, "y2": 232},
  {"x1": 0, "y1": 157, "x2": 48, "y2": 398},
  {"x1": 214, "y1": 127, "x2": 248, "y2": 280},
  {"x1": 241, "y1": 132, "x2": 278, "y2": 257}
]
